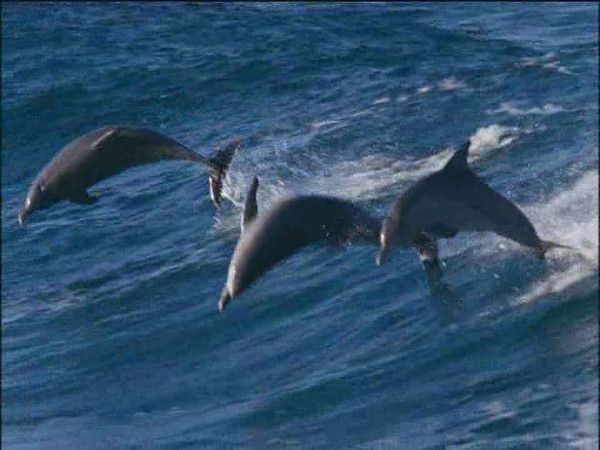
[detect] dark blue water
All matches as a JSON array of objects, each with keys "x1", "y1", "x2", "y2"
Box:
[{"x1": 2, "y1": 3, "x2": 598, "y2": 448}]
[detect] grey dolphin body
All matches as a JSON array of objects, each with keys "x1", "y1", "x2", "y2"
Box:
[
  {"x1": 377, "y1": 141, "x2": 565, "y2": 265},
  {"x1": 19, "y1": 126, "x2": 240, "y2": 224},
  {"x1": 218, "y1": 195, "x2": 381, "y2": 312}
]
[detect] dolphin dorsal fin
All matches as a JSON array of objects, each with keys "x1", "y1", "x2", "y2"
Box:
[
  {"x1": 241, "y1": 176, "x2": 259, "y2": 232},
  {"x1": 443, "y1": 140, "x2": 471, "y2": 171}
]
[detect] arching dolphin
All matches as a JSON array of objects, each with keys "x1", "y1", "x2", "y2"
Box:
[
  {"x1": 18, "y1": 125, "x2": 241, "y2": 224},
  {"x1": 218, "y1": 195, "x2": 381, "y2": 312},
  {"x1": 377, "y1": 140, "x2": 566, "y2": 265}
]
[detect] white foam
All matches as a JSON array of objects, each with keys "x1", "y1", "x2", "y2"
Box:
[
  {"x1": 513, "y1": 170, "x2": 599, "y2": 305},
  {"x1": 309, "y1": 119, "x2": 348, "y2": 137},
  {"x1": 310, "y1": 119, "x2": 340, "y2": 130},
  {"x1": 307, "y1": 150, "x2": 454, "y2": 202},
  {"x1": 438, "y1": 77, "x2": 465, "y2": 91},
  {"x1": 569, "y1": 400, "x2": 599, "y2": 448},
  {"x1": 468, "y1": 124, "x2": 520, "y2": 158},
  {"x1": 417, "y1": 85, "x2": 433, "y2": 95},
  {"x1": 220, "y1": 144, "x2": 458, "y2": 233},
  {"x1": 519, "y1": 52, "x2": 556, "y2": 67},
  {"x1": 219, "y1": 123, "x2": 529, "y2": 228},
  {"x1": 488, "y1": 102, "x2": 565, "y2": 116},
  {"x1": 542, "y1": 61, "x2": 574, "y2": 75},
  {"x1": 347, "y1": 109, "x2": 372, "y2": 119},
  {"x1": 516, "y1": 52, "x2": 573, "y2": 75},
  {"x1": 373, "y1": 96, "x2": 390, "y2": 105}
]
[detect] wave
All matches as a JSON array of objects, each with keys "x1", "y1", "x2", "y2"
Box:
[
  {"x1": 516, "y1": 52, "x2": 574, "y2": 75},
  {"x1": 468, "y1": 124, "x2": 524, "y2": 158},
  {"x1": 416, "y1": 77, "x2": 466, "y2": 96},
  {"x1": 417, "y1": 85, "x2": 434, "y2": 95},
  {"x1": 438, "y1": 76, "x2": 465, "y2": 91},
  {"x1": 220, "y1": 119, "x2": 549, "y2": 225},
  {"x1": 487, "y1": 102, "x2": 566, "y2": 116},
  {"x1": 513, "y1": 170, "x2": 599, "y2": 305},
  {"x1": 373, "y1": 96, "x2": 391, "y2": 105},
  {"x1": 310, "y1": 120, "x2": 342, "y2": 130}
]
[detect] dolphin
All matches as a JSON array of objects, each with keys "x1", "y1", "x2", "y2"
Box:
[
  {"x1": 218, "y1": 194, "x2": 382, "y2": 312},
  {"x1": 19, "y1": 125, "x2": 241, "y2": 224},
  {"x1": 377, "y1": 140, "x2": 567, "y2": 265}
]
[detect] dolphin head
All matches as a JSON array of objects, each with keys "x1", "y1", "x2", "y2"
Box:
[{"x1": 19, "y1": 178, "x2": 59, "y2": 225}]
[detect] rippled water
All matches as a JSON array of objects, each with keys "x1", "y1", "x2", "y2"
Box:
[{"x1": 2, "y1": 3, "x2": 598, "y2": 448}]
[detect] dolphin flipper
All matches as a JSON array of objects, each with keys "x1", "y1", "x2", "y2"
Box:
[{"x1": 412, "y1": 232, "x2": 439, "y2": 261}]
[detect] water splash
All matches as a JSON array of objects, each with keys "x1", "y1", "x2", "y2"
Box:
[
  {"x1": 514, "y1": 170, "x2": 599, "y2": 305},
  {"x1": 438, "y1": 76, "x2": 465, "y2": 91},
  {"x1": 488, "y1": 102, "x2": 566, "y2": 116},
  {"x1": 468, "y1": 124, "x2": 521, "y2": 157}
]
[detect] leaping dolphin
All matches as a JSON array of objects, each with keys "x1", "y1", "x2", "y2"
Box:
[
  {"x1": 19, "y1": 125, "x2": 241, "y2": 224},
  {"x1": 218, "y1": 194, "x2": 382, "y2": 312},
  {"x1": 377, "y1": 140, "x2": 567, "y2": 265}
]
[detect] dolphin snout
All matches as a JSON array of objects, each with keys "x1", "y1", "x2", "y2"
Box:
[
  {"x1": 218, "y1": 289, "x2": 231, "y2": 313},
  {"x1": 18, "y1": 208, "x2": 29, "y2": 225},
  {"x1": 376, "y1": 244, "x2": 390, "y2": 266}
]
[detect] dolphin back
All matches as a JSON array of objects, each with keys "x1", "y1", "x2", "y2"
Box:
[
  {"x1": 39, "y1": 126, "x2": 213, "y2": 190},
  {"x1": 95, "y1": 127, "x2": 212, "y2": 168}
]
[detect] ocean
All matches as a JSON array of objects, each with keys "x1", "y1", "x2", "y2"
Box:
[{"x1": 2, "y1": 2, "x2": 598, "y2": 448}]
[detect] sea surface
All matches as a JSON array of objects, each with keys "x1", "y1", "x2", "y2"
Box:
[{"x1": 2, "y1": 3, "x2": 598, "y2": 448}]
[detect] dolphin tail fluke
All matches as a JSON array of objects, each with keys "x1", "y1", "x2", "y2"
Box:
[
  {"x1": 536, "y1": 240, "x2": 572, "y2": 259},
  {"x1": 207, "y1": 139, "x2": 242, "y2": 208},
  {"x1": 209, "y1": 138, "x2": 241, "y2": 176}
]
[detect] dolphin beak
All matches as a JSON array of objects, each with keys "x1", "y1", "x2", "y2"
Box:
[
  {"x1": 18, "y1": 209, "x2": 28, "y2": 225},
  {"x1": 218, "y1": 289, "x2": 231, "y2": 313},
  {"x1": 376, "y1": 245, "x2": 390, "y2": 266}
]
